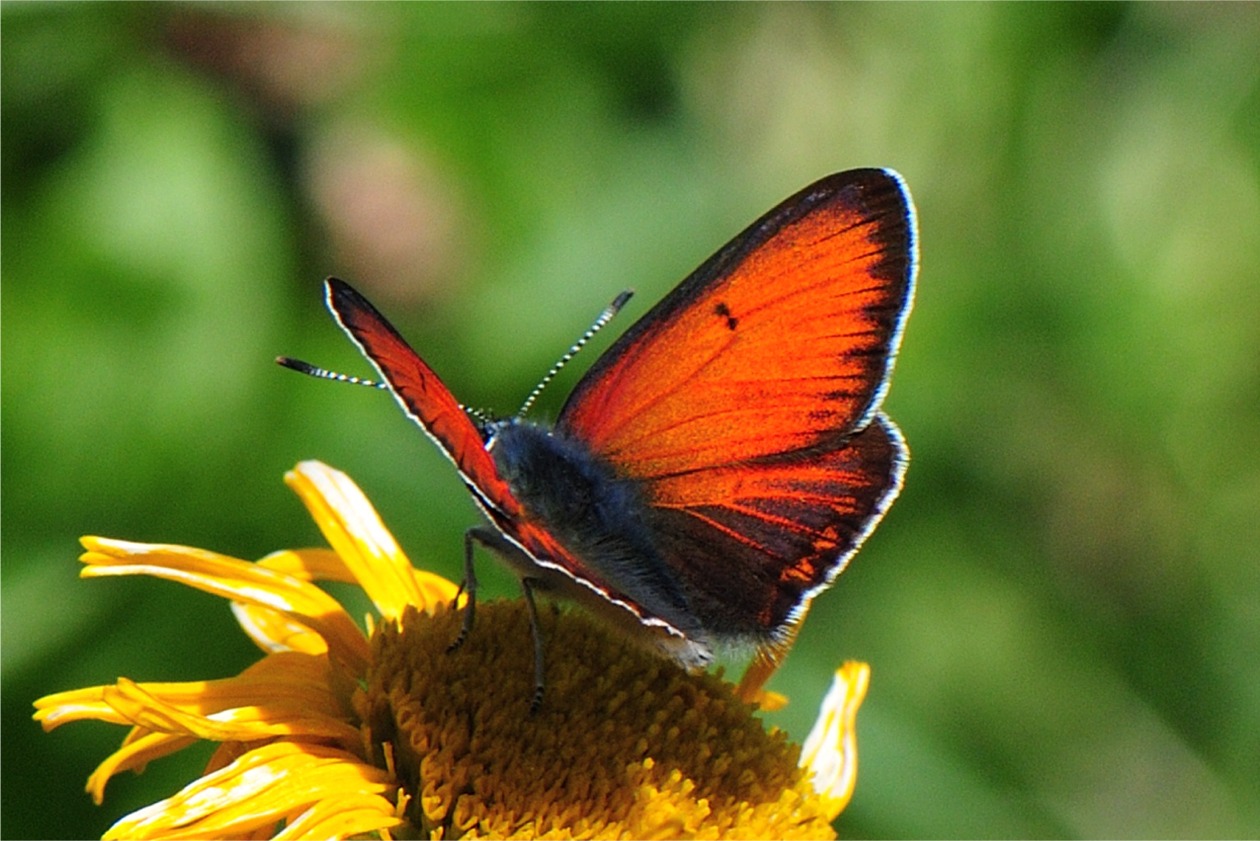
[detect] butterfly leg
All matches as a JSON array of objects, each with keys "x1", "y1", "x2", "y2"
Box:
[
  {"x1": 452, "y1": 525, "x2": 533, "y2": 649},
  {"x1": 449, "y1": 527, "x2": 490, "y2": 652},
  {"x1": 451, "y1": 527, "x2": 549, "y2": 710},
  {"x1": 520, "y1": 577, "x2": 546, "y2": 713}
]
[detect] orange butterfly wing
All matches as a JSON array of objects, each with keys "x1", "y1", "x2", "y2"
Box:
[
  {"x1": 644, "y1": 415, "x2": 905, "y2": 632},
  {"x1": 324, "y1": 278, "x2": 522, "y2": 520},
  {"x1": 557, "y1": 169, "x2": 916, "y2": 643},
  {"x1": 559, "y1": 169, "x2": 915, "y2": 478}
]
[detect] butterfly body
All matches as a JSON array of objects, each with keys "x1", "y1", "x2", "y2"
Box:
[
  {"x1": 290, "y1": 168, "x2": 918, "y2": 698},
  {"x1": 486, "y1": 419, "x2": 712, "y2": 664}
]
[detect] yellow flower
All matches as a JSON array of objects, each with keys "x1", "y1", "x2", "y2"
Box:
[{"x1": 35, "y1": 461, "x2": 870, "y2": 840}]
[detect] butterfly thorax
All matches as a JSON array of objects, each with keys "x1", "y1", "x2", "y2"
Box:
[{"x1": 484, "y1": 419, "x2": 705, "y2": 643}]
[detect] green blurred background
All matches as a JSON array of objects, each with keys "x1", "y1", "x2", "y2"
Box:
[{"x1": 4, "y1": 3, "x2": 1258, "y2": 838}]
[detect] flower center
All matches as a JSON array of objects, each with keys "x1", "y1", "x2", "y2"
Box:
[{"x1": 360, "y1": 600, "x2": 835, "y2": 839}]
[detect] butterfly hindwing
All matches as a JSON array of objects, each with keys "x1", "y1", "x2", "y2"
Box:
[{"x1": 642, "y1": 413, "x2": 906, "y2": 638}]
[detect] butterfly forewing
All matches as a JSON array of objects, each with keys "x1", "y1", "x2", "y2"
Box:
[
  {"x1": 324, "y1": 278, "x2": 522, "y2": 519},
  {"x1": 557, "y1": 168, "x2": 916, "y2": 481}
]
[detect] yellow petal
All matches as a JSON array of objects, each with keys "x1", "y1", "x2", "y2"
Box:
[
  {"x1": 47, "y1": 652, "x2": 360, "y2": 801},
  {"x1": 234, "y1": 548, "x2": 456, "y2": 654},
  {"x1": 38, "y1": 652, "x2": 347, "y2": 730},
  {"x1": 34, "y1": 685, "x2": 130, "y2": 729},
  {"x1": 231, "y1": 601, "x2": 330, "y2": 655},
  {"x1": 234, "y1": 551, "x2": 361, "y2": 655},
  {"x1": 80, "y1": 536, "x2": 370, "y2": 675},
  {"x1": 102, "y1": 676, "x2": 359, "y2": 743},
  {"x1": 270, "y1": 794, "x2": 403, "y2": 840},
  {"x1": 258, "y1": 547, "x2": 459, "y2": 609},
  {"x1": 800, "y1": 660, "x2": 871, "y2": 821},
  {"x1": 285, "y1": 461, "x2": 457, "y2": 620},
  {"x1": 86, "y1": 731, "x2": 199, "y2": 804},
  {"x1": 103, "y1": 741, "x2": 395, "y2": 841},
  {"x1": 256, "y1": 548, "x2": 361, "y2": 584}
]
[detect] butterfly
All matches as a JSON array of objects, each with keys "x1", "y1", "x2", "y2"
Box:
[{"x1": 280, "y1": 168, "x2": 917, "y2": 706}]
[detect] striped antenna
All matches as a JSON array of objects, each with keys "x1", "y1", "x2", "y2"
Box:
[
  {"x1": 276, "y1": 356, "x2": 388, "y2": 390},
  {"x1": 515, "y1": 289, "x2": 634, "y2": 420},
  {"x1": 463, "y1": 404, "x2": 495, "y2": 424},
  {"x1": 277, "y1": 355, "x2": 495, "y2": 422}
]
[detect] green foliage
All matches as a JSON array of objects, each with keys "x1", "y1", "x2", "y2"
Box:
[{"x1": 4, "y1": 4, "x2": 1258, "y2": 838}]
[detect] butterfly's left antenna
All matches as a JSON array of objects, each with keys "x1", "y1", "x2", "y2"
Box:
[
  {"x1": 515, "y1": 289, "x2": 634, "y2": 419},
  {"x1": 277, "y1": 355, "x2": 497, "y2": 422},
  {"x1": 275, "y1": 356, "x2": 388, "y2": 390}
]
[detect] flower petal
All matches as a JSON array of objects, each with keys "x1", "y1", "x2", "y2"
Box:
[
  {"x1": 102, "y1": 741, "x2": 396, "y2": 841},
  {"x1": 256, "y1": 548, "x2": 362, "y2": 584},
  {"x1": 36, "y1": 652, "x2": 346, "y2": 730},
  {"x1": 285, "y1": 461, "x2": 458, "y2": 619},
  {"x1": 233, "y1": 547, "x2": 456, "y2": 655},
  {"x1": 86, "y1": 731, "x2": 200, "y2": 804},
  {"x1": 800, "y1": 660, "x2": 870, "y2": 821},
  {"x1": 35, "y1": 685, "x2": 131, "y2": 730},
  {"x1": 79, "y1": 536, "x2": 370, "y2": 675},
  {"x1": 270, "y1": 794, "x2": 403, "y2": 841},
  {"x1": 98, "y1": 676, "x2": 360, "y2": 746},
  {"x1": 231, "y1": 602, "x2": 330, "y2": 655},
  {"x1": 42, "y1": 652, "x2": 364, "y2": 801}
]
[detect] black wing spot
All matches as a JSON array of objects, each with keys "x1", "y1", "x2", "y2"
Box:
[{"x1": 714, "y1": 302, "x2": 739, "y2": 331}]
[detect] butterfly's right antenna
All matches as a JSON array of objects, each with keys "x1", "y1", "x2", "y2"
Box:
[{"x1": 515, "y1": 290, "x2": 634, "y2": 419}]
